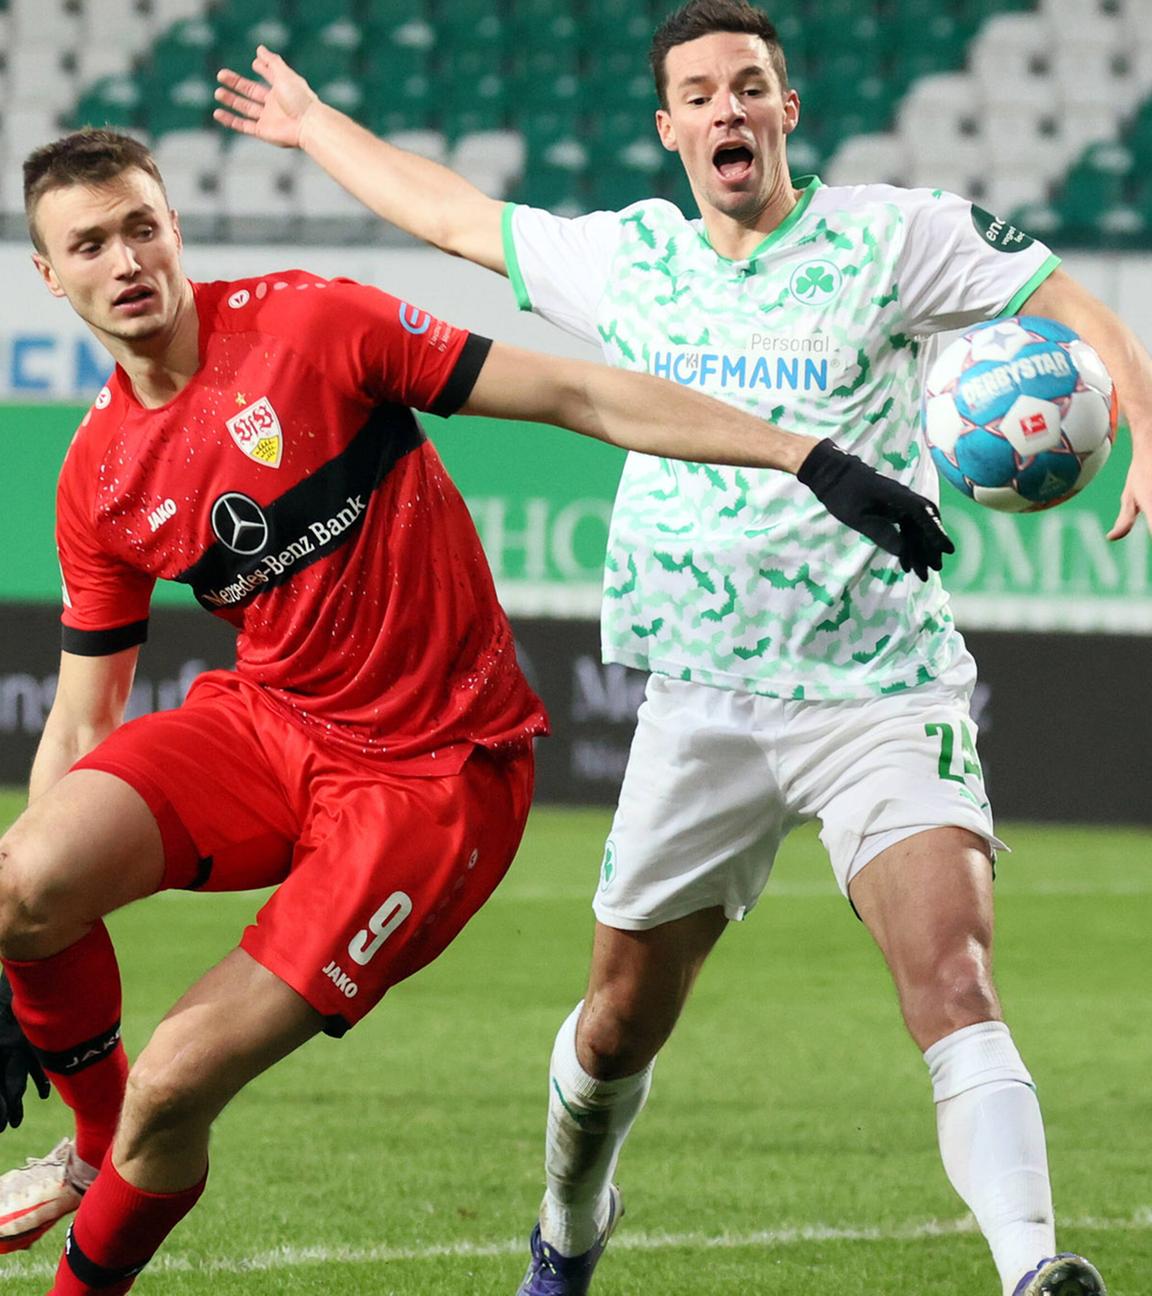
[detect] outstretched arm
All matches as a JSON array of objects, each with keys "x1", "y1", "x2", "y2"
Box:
[
  {"x1": 463, "y1": 342, "x2": 953, "y2": 579},
  {"x1": 1020, "y1": 268, "x2": 1152, "y2": 540},
  {"x1": 214, "y1": 46, "x2": 506, "y2": 273}
]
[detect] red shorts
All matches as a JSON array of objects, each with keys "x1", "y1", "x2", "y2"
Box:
[{"x1": 74, "y1": 671, "x2": 535, "y2": 1035}]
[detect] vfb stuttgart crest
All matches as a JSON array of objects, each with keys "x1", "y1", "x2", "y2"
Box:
[{"x1": 227, "y1": 397, "x2": 283, "y2": 468}]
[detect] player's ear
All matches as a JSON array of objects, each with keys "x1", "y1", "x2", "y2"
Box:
[
  {"x1": 655, "y1": 108, "x2": 678, "y2": 152},
  {"x1": 783, "y1": 88, "x2": 800, "y2": 134},
  {"x1": 31, "y1": 252, "x2": 66, "y2": 299},
  {"x1": 171, "y1": 208, "x2": 183, "y2": 251}
]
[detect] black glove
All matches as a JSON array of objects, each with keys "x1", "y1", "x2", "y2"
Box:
[
  {"x1": 0, "y1": 973, "x2": 50, "y2": 1131},
  {"x1": 797, "y1": 438, "x2": 955, "y2": 580}
]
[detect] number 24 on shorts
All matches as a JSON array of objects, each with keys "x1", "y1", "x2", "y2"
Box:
[{"x1": 924, "y1": 721, "x2": 983, "y2": 784}]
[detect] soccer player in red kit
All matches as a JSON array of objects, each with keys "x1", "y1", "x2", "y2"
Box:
[{"x1": 0, "y1": 130, "x2": 950, "y2": 1295}]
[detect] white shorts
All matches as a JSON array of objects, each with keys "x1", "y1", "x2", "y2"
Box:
[{"x1": 593, "y1": 655, "x2": 1005, "y2": 930}]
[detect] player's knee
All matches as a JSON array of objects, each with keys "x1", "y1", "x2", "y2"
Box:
[
  {"x1": 0, "y1": 824, "x2": 73, "y2": 953},
  {"x1": 121, "y1": 1051, "x2": 217, "y2": 1145},
  {"x1": 900, "y1": 947, "x2": 999, "y2": 1045},
  {"x1": 580, "y1": 994, "x2": 670, "y2": 1078}
]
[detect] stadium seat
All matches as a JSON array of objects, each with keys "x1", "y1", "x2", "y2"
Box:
[
  {"x1": 147, "y1": 75, "x2": 217, "y2": 138},
  {"x1": 9, "y1": 0, "x2": 78, "y2": 50},
  {"x1": 826, "y1": 133, "x2": 910, "y2": 188},
  {"x1": 69, "y1": 76, "x2": 141, "y2": 131},
  {"x1": 147, "y1": 18, "x2": 217, "y2": 86},
  {"x1": 898, "y1": 73, "x2": 986, "y2": 179},
  {"x1": 383, "y1": 129, "x2": 448, "y2": 166},
  {"x1": 5, "y1": 45, "x2": 74, "y2": 112},
  {"x1": 294, "y1": 165, "x2": 373, "y2": 238},
  {"x1": 451, "y1": 129, "x2": 525, "y2": 198},
  {"x1": 74, "y1": 40, "x2": 141, "y2": 90},
  {"x1": 3, "y1": 106, "x2": 66, "y2": 165}
]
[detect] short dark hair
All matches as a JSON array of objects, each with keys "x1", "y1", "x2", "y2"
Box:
[
  {"x1": 24, "y1": 129, "x2": 168, "y2": 253},
  {"x1": 650, "y1": 0, "x2": 788, "y2": 110}
]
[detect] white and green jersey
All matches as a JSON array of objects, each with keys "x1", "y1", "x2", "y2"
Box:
[{"x1": 503, "y1": 178, "x2": 1059, "y2": 699}]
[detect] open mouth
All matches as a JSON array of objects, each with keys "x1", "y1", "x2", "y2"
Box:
[
  {"x1": 713, "y1": 145, "x2": 754, "y2": 181},
  {"x1": 113, "y1": 286, "x2": 154, "y2": 309}
]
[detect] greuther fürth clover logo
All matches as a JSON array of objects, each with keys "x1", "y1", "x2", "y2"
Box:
[{"x1": 789, "y1": 260, "x2": 843, "y2": 305}]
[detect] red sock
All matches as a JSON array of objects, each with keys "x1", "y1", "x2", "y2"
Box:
[
  {"x1": 3, "y1": 924, "x2": 129, "y2": 1166},
  {"x1": 50, "y1": 1156, "x2": 207, "y2": 1295}
]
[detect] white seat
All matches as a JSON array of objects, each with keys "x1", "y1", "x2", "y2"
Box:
[
  {"x1": 154, "y1": 129, "x2": 222, "y2": 174},
  {"x1": 5, "y1": 47, "x2": 76, "y2": 111},
  {"x1": 219, "y1": 168, "x2": 293, "y2": 219},
  {"x1": 73, "y1": 40, "x2": 140, "y2": 88},
  {"x1": 982, "y1": 175, "x2": 1049, "y2": 217},
  {"x1": 10, "y1": 0, "x2": 80, "y2": 48},
  {"x1": 825, "y1": 133, "x2": 910, "y2": 188},
  {"x1": 294, "y1": 166, "x2": 369, "y2": 220},
  {"x1": 1056, "y1": 107, "x2": 1120, "y2": 159},
  {"x1": 1, "y1": 108, "x2": 64, "y2": 167},
  {"x1": 0, "y1": 163, "x2": 28, "y2": 217},
  {"x1": 159, "y1": 162, "x2": 220, "y2": 221},
  {"x1": 384, "y1": 130, "x2": 448, "y2": 165},
  {"x1": 220, "y1": 135, "x2": 298, "y2": 182},
  {"x1": 451, "y1": 130, "x2": 525, "y2": 196},
  {"x1": 80, "y1": 0, "x2": 156, "y2": 48},
  {"x1": 970, "y1": 13, "x2": 1057, "y2": 105},
  {"x1": 149, "y1": 0, "x2": 209, "y2": 28},
  {"x1": 897, "y1": 74, "x2": 983, "y2": 170},
  {"x1": 904, "y1": 165, "x2": 985, "y2": 200}
]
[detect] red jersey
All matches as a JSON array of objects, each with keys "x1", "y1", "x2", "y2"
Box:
[{"x1": 57, "y1": 271, "x2": 548, "y2": 772}]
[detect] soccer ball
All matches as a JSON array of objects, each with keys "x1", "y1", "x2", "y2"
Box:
[{"x1": 922, "y1": 315, "x2": 1117, "y2": 512}]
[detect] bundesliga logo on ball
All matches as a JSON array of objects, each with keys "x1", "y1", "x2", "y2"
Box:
[{"x1": 922, "y1": 315, "x2": 1118, "y2": 512}]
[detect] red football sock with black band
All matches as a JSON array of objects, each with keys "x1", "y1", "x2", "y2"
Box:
[
  {"x1": 3, "y1": 923, "x2": 129, "y2": 1167},
  {"x1": 50, "y1": 1156, "x2": 208, "y2": 1295}
]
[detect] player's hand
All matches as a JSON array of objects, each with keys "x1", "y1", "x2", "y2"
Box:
[
  {"x1": 214, "y1": 44, "x2": 317, "y2": 149},
  {"x1": 797, "y1": 438, "x2": 954, "y2": 580},
  {"x1": 0, "y1": 974, "x2": 50, "y2": 1132},
  {"x1": 1107, "y1": 453, "x2": 1152, "y2": 540}
]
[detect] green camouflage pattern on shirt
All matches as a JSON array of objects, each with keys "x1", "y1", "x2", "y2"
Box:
[{"x1": 593, "y1": 192, "x2": 958, "y2": 699}]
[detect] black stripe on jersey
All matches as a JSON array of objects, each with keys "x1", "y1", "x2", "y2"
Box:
[
  {"x1": 176, "y1": 405, "x2": 425, "y2": 612},
  {"x1": 61, "y1": 619, "x2": 149, "y2": 657},
  {"x1": 429, "y1": 334, "x2": 493, "y2": 416}
]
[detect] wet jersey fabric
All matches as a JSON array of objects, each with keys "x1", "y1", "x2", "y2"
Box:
[
  {"x1": 56, "y1": 271, "x2": 547, "y2": 771},
  {"x1": 504, "y1": 180, "x2": 1059, "y2": 699}
]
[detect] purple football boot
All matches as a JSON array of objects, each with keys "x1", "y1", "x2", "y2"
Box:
[
  {"x1": 515, "y1": 1185, "x2": 623, "y2": 1296},
  {"x1": 1012, "y1": 1253, "x2": 1106, "y2": 1296}
]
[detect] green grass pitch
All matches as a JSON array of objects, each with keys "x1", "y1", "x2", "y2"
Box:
[{"x1": 0, "y1": 789, "x2": 1147, "y2": 1294}]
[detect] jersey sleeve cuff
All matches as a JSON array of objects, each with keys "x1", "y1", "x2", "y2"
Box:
[
  {"x1": 502, "y1": 203, "x2": 533, "y2": 312},
  {"x1": 999, "y1": 252, "x2": 1062, "y2": 318},
  {"x1": 428, "y1": 334, "x2": 493, "y2": 416},
  {"x1": 61, "y1": 618, "x2": 149, "y2": 656}
]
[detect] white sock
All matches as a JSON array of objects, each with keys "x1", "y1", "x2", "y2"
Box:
[
  {"x1": 539, "y1": 1002, "x2": 653, "y2": 1256},
  {"x1": 925, "y1": 1021, "x2": 1055, "y2": 1296}
]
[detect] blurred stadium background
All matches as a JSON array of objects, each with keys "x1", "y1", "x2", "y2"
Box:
[{"x1": 0, "y1": 5, "x2": 1149, "y2": 1293}]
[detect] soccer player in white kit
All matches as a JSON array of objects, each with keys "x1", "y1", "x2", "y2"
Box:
[{"x1": 214, "y1": 4, "x2": 1152, "y2": 1293}]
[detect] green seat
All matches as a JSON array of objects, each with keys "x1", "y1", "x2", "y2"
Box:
[
  {"x1": 215, "y1": 17, "x2": 293, "y2": 78},
  {"x1": 441, "y1": 73, "x2": 509, "y2": 139},
  {"x1": 147, "y1": 76, "x2": 216, "y2": 137},
  {"x1": 360, "y1": 43, "x2": 429, "y2": 91},
  {"x1": 518, "y1": 166, "x2": 586, "y2": 215},
  {"x1": 361, "y1": 0, "x2": 429, "y2": 21},
  {"x1": 291, "y1": 0, "x2": 358, "y2": 33},
  {"x1": 148, "y1": 18, "x2": 217, "y2": 85},
  {"x1": 293, "y1": 43, "x2": 357, "y2": 88},
  {"x1": 71, "y1": 76, "x2": 141, "y2": 131},
  {"x1": 1124, "y1": 98, "x2": 1152, "y2": 165},
  {"x1": 363, "y1": 73, "x2": 434, "y2": 135}
]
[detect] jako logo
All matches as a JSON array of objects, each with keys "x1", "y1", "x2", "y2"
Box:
[
  {"x1": 147, "y1": 499, "x2": 177, "y2": 533},
  {"x1": 321, "y1": 961, "x2": 359, "y2": 998},
  {"x1": 398, "y1": 304, "x2": 432, "y2": 335}
]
